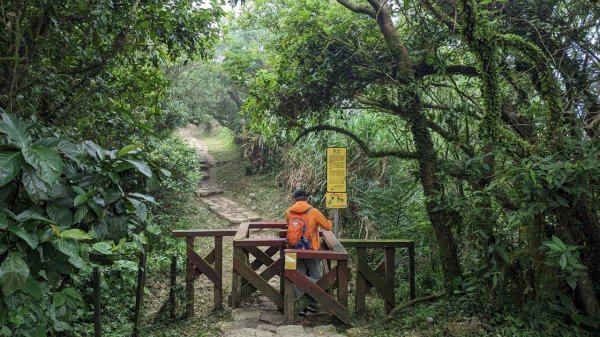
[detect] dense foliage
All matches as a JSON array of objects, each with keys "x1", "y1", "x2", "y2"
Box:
[{"x1": 224, "y1": 0, "x2": 600, "y2": 334}]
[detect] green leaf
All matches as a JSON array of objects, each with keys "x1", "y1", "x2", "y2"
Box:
[
  {"x1": 60, "y1": 229, "x2": 93, "y2": 240},
  {"x1": 8, "y1": 225, "x2": 38, "y2": 249},
  {"x1": 53, "y1": 239, "x2": 80, "y2": 258},
  {"x1": 16, "y1": 210, "x2": 52, "y2": 223},
  {"x1": 552, "y1": 235, "x2": 566, "y2": 250},
  {"x1": 0, "y1": 252, "x2": 30, "y2": 296},
  {"x1": 22, "y1": 146, "x2": 64, "y2": 184},
  {"x1": 129, "y1": 192, "x2": 157, "y2": 205},
  {"x1": 124, "y1": 159, "x2": 152, "y2": 177},
  {"x1": 559, "y1": 254, "x2": 567, "y2": 269},
  {"x1": 53, "y1": 292, "x2": 67, "y2": 306},
  {"x1": 46, "y1": 205, "x2": 73, "y2": 227},
  {"x1": 62, "y1": 287, "x2": 83, "y2": 306},
  {"x1": 74, "y1": 194, "x2": 88, "y2": 207},
  {"x1": 84, "y1": 140, "x2": 105, "y2": 161},
  {"x1": 566, "y1": 276, "x2": 577, "y2": 290},
  {"x1": 73, "y1": 206, "x2": 88, "y2": 224},
  {"x1": 21, "y1": 166, "x2": 50, "y2": 201},
  {"x1": 0, "y1": 151, "x2": 23, "y2": 186},
  {"x1": 92, "y1": 242, "x2": 113, "y2": 255},
  {"x1": 0, "y1": 113, "x2": 31, "y2": 148},
  {"x1": 117, "y1": 144, "x2": 142, "y2": 158},
  {"x1": 21, "y1": 277, "x2": 44, "y2": 299}
]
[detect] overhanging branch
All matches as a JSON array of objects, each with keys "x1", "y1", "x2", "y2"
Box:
[
  {"x1": 294, "y1": 125, "x2": 419, "y2": 160},
  {"x1": 336, "y1": 0, "x2": 377, "y2": 18}
]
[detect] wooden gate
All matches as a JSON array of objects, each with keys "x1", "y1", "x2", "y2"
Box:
[
  {"x1": 231, "y1": 222, "x2": 287, "y2": 309},
  {"x1": 284, "y1": 231, "x2": 349, "y2": 324},
  {"x1": 340, "y1": 239, "x2": 415, "y2": 313}
]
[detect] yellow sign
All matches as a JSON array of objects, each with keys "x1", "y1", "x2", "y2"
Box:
[
  {"x1": 284, "y1": 252, "x2": 297, "y2": 270},
  {"x1": 326, "y1": 192, "x2": 348, "y2": 209},
  {"x1": 327, "y1": 147, "x2": 347, "y2": 192}
]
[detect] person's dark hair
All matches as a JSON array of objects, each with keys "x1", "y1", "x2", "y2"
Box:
[{"x1": 293, "y1": 189, "x2": 309, "y2": 201}]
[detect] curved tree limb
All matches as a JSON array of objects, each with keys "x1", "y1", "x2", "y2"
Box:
[
  {"x1": 382, "y1": 291, "x2": 446, "y2": 324},
  {"x1": 294, "y1": 125, "x2": 419, "y2": 160},
  {"x1": 336, "y1": 0, "x2": 377, "y2": 18}
]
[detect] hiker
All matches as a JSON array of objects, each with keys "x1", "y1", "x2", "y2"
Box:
[{"x1": 285, "y1": 188, "x2": 333, "y2": 315}]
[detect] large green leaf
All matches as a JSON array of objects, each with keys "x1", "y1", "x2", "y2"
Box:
[
  {"x1": 84, "y1": 140, "x2": 105, "y2": 161},
  {"x1": 0, "y1": 150, "x2": 23, "y2": 186},
  {"x1": 117, "y1": 144, "x2": 142, "y2": 158},
  {"x1": 0, "y1": 252, "x2": 30, "y2": 296},
  {"x1": 22, "y1": 146, "x2": 64, "y2": 184},
  {"x1": 22, "y1": 166, "x2": 50, "y2": 201},
  {"x1": 124, "y1": 159, "x2": 152, "y2": 177},
  {"x1": 60, "y1": 229, "x2": 93, "y2": 240},
  {"x1": 8, "y1": 225, "x2": 38, "y2": 249},
  {"x1": 46, "y1": 205, "x2": 73, "y2": 227},
  {"x1": 0, "y1": 113, "x2": 32, "y2": 149}
]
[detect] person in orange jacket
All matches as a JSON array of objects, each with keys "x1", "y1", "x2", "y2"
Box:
[{"x1": 285, "y1": 188, "x2": 332, "y2": 315}]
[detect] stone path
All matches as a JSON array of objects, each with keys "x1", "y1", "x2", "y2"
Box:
[
  {"x1": 179, "y1": 127, "x2": 262, "y2": 224},
  {"x1": 218, "y1": 308, "x2": 345, "y2": 337}
]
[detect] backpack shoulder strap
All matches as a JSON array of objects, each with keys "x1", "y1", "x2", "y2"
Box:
[
  {"x1": 303, "y1": 207, "x2": 313, "y2": 215},
  {"x1": 301, "y1": 207, "x2": 313, "y2": 236}
]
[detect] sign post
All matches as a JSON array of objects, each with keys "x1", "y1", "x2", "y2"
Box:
[{"x1": 326, "y1": 147, "x2": 347, "y2": 237}]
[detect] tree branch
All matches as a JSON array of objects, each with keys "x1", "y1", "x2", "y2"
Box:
[
  {"x1": 413, "y1": 62, "x2": 479, "y2": 78},
  {"x1": 294, "y1": 125, "x2": 419, "y2": 160},
  {"x1": 335, "y1": 0, "x2": 377, "y2": 18}
]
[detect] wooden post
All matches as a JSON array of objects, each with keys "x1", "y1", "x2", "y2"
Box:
[
  {"x1": 337, "y1": 260, "x2": 348, "y2": 309},
  {"x1": 214, "y1": 236, "x2": 223, "y2": 310},
  {"x1": 231, "y1": 247, "x2": 242, "y2": 308},
  {"x1": 93, "y1": 267, "x2": 102, "y2": 337},
  {"x1": 169, "y1": 256, "x2": 177, "y2": 319},
  {"x1": 384, "y1": 247, "x2": 395, "y2": 313},
  {"x1": 185, "y1": 237, "x2": 195, "y2": 317},
  {"x1": 408, "y1": 244, "x2": 416, "y2": 300},
  {"x1": 284, "y1": 272, "x2": 295, "y2": 324},
  {"x1": 355, "y1": 247, "x2": 367, "y2": 312},
  {"x1": 132, "y1": 247, "x2": 147, "y2": 337}
]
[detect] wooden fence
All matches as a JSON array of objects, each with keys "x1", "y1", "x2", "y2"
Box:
[{"x1": 172, "y1": 222, "x2": 416, "y2": 324}]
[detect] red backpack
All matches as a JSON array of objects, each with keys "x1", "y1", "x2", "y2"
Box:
[{"x1": 286, "y1": 207, "x2": 313, "y2": 249}]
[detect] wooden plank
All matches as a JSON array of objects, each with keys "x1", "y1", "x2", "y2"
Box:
[
  {"x1": 284, "y1": 249, "x2": 348, "y2": 261},
  {"x1": 214, "y1": 236, "x2": 223, "y2": 309},
  {"x1": 286, "y1": 270, "x2": 349, "y2": 324},
  {"x1": 234, "y1": 223, "x2": 250, "y2": 241},
  {"x1": 337, "y1": 260, "x2": 349, "y2": 309},
  {"x1": 248, "y1": 222, "x2": 287, "y2": 229},
  {"x1": 322, "y1": 231, "x2": 347, "y2": 253},
  {"x1": 193, "y1": 249, "x2": 215, "y2": 279},
  {"x1": 246, "y1": 246, "x2": 275, "y2": 269},
  {"x1": 357, "y1": 256, "x2": 395, "y2": 305},
  {"x1": 250, "y1": 246, "x2": 278, "y2": 270},
  {"x1": 172, "y1": 229, "x2": 237, "y2": 237},
  {"x1": 365, "y1": 259, "x2": 386, "y2": 293},
  {"x1": 234, "y1": 258, "x2": 283, "y2": 308},
  {"x1": 231, "y1": 248, "x2": 244, "y2": 308},
  {"x1": 384, "y1": 247, "x2": 396, "y2": 313},
  {"x1": 316, "y1": 266, "x2": 339, "y2": 291},
  {"x1": 234, "y1": 238, "x2": 286, "y2": 247},
  {"x1": 189, "y1": 250, "x2": 221, "y2": 286},
  {"x1": 284, "y1": 274, "x2": 295, "y2": 324},
  {"x1": 340, "y1": 239, "x2": 414, "y2": 248},
  {"x1": 408, "y1": 244, "x2": 416, "y2": 300},
  {"x1": 355, "y1": 247, "x2": 367, "y2": 312},
  {"x1": 185, "y1": 237, "x2": 194, "y2": 316},
  {"x1": 241, "y1": 258, "x2": 282, "y2": 299}
]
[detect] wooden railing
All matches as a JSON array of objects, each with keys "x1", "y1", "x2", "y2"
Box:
[
  {"x1": 340, "y1": 239, "x2": 415, "y2": 313},
  {"x1": 172, "y1": 223, "x2": 416, "y2": 324},
  {"x1": 172, "y1": 229, "x2": 237, "y2": 315}
]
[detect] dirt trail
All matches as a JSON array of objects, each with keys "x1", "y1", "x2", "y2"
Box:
[{"x1": 177, "y1": 127, "x2": 347, "y2": 337}]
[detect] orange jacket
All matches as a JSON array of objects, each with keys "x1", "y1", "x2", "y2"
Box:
[{"x1": 285, "y1": 201, "x2": 332, "y2": 250}]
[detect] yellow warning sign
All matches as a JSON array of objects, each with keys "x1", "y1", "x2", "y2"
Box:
[
  {"x1": 326, "y1": 192, "x2": 348, "y2": 209},
  {"x1": 284, "y1": 252, "x2": 297, "y2": 270},
  {"x1": 327, "y1": 147, "x2": 346, "y2": 193}
]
